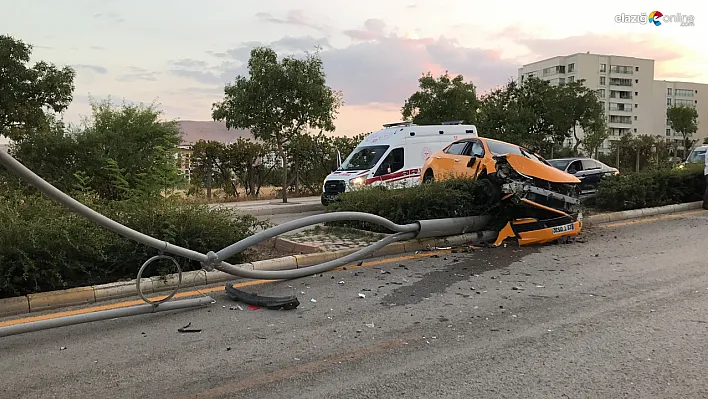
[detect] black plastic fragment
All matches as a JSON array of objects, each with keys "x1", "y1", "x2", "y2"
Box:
[
  {"x1": 177, "y1": 322, "x2": 202, "y2": 333},
  {"x1": 225, "y1": 284, "x2": 300, "y2": 310}
]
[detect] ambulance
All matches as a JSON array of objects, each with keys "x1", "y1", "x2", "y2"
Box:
[{"x1": 321, "y1": 121, "x2": 478, "y2": 205}]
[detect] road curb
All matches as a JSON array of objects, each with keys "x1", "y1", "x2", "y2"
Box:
[
  {"x1": 0, "y1": 231, "x2": 494, "y2": 317},
  {"x1": 2, "y1": 201, "x2": 703, "y2": 318},
  {"x1": 583, "y1": 201, "x2": 703, "y2": 226},
  {"x1": 234, "y1": 203, "x2": 324, "y2": 216}
]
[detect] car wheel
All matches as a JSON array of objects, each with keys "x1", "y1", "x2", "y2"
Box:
[
  {"x1": 423, "y1": 170, "x2": 434, "y2": 184},
  {"x1": 477, "y1": 177, "x2": 502, "y2": 208}
]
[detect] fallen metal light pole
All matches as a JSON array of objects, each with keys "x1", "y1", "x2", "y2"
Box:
[
  {"x1": 0, "y1": 150, "x2": 493, "y2": 337},
  {"x1": 0, "y1": 296, "x2": 215, "y2": 338}
]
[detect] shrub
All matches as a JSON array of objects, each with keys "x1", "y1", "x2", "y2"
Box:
[
  {"x1": 0, "y1": 189, "x2": 268, "y2": 298},
  {"x1": 325, "y1": 178, "x2": 498, "y2": 233},
  {"x1": 595, "y1": 163, "x2": 705, "y2": 211}
]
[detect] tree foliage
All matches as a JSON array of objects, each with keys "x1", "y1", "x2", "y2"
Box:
[
  {"x1": 11, "y1": 100, "x2": 181, "y2": 201},
  {"x1": 582, "y1": 117, "x2": 610, "y2": 159},
  {"x1": 184, "y1": 133, "x2": 366, "y2": 199},
  {"x1": 667, "y1": 105, "x2": 699, "y2": 156},
  {"x1": 401, "y1": 72, "x2": 479, "y2": 125},
  {"x1": 477, "y1": 77, "x2": 606, "y2": 158},
  {"x1": 211, "y1": 46, "x2": 343, "y2": 202},
  {"x1": 0, "y1": 34, "x2": 76, "y2": 141}
]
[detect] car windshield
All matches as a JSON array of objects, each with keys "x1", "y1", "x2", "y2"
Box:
[
  {"x1": 686, "y1": 149, "x2": 706, "y2": 163},
  {"x1": 486, "y1": 140, "x2": 547, "y2": 164},
  {"x1": 548, "y1": 159, "x2": 572, "y2": 170},
  {"x1": 338, "y1": 145, "x2": 389, "y2": 171}
]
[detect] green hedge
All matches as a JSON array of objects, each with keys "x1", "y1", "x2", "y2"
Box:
[
  {"x1": 325, "y1": 178, "x2": 499, "y2": 233},
  {"x1": 595, "y1": 164, "x2": 706, "y2": 211},
  {"x1": 0, "y1": 190, "x2": 268, "y2": 299}
]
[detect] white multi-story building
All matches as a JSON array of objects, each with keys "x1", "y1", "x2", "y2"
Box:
[{"x1": 518, "y1": 53, "x2": 707, "y2": 154}]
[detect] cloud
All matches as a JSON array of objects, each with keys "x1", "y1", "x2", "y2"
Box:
[
  {"x1": 173, "y1": 20, "x2": 519, "y2": 107},
  {"x1": 508, "y1": 32, "x2": 694, "y2": 63},
  {"x1": 90, "y1": 46, "x2": 105, "y2": 51},
  {"x1": 72, "y1": 64, "x2": 108, "y2": 74},
  {"x1": 93, "y1": 12, "x2": 124, "y2": 24},
  {"x1": 255, "y1": 10, "x2": 326, "y2": 32},
  {"x1": 117, "y1": 66, "x2": 160, "y2": 82},
  {"x1": 343, "y1": 19, "x2": 387, "y2": 41}
]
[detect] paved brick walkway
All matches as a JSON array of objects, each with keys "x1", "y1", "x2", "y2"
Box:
[{"x1": 285, "y1": 227, "x2": 390, "y2": 252}]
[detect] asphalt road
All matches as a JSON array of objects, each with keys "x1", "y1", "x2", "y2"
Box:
[{"x1": 2, "y1": 209, "x2": 708, "y2": 398}]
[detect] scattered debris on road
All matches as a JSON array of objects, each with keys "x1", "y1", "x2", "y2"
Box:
[
  {"x1": 225, "y1": 284, "x2": 300, "y2": 310},
  {"x1": 177, "y1": 322, "x2": 202, "y2": 333}
]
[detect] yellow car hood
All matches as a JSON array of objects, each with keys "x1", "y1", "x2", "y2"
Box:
[{"x1": 503, "y1": 154, "x2": 580, "y2": 184}]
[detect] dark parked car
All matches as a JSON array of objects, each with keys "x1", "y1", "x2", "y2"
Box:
[{"x1": 547, "y1": 157, "x2": 618, "y2": 196}]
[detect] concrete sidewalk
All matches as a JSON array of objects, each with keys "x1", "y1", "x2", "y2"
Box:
[{"x1": 211, "y1": 196, "x2": 324, "y2": 216}]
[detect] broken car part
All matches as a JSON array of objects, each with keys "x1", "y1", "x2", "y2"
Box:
[
  {"x1": 490, "y1": 156, "x2": 582, "y2": 247},
  {"x1": 225, "y1": 284, "x2": 300, "y2": 310}
]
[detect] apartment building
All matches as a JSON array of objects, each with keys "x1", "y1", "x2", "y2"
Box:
[
  {"x1": 653, "y1": 80, "x2": 707, "y2": 147},
  {"x1": 518, "y1": 53, "x2": 707, "y2": 154},
  {"x1": 177, "y1": 144, "x2": 193, "y2": 181}
]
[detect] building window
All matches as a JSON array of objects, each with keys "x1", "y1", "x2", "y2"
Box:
[
  {"x1": 543, "y1": 67, "x2": 553, "y2": 76},
  {"x1": 675, "y1": 99, "x2": 695, "y2": 107},
  {"x1": 610, "y1": 90, "x2": 632, "y2": 99},
  {"x1": 634, "y1": 92, "x2": 638, "y2": 96},
  {"x1": 600, "y1": 76, "x2": 606, "y2": 85},
  {"x1": 568, "y1": 63, "x2": 575, "y2": 72},
  {"x1": 666, "y1": 118, "x2": 670, "y2": 125},
  {"x1": 610, "y1": 65, "x2": 633, "y2": 74},
  {"x1": 675, "y1": 89, "x2": 694, "y2": 97},
  {"x1": 667, "y1": 98, "x2": 672, "y2": 105},
  {"x1": 609, "y1": 102, "x2": 632, "y2": 111},
  {"x1": 635, "y1": 104, "x2": 638, "y2": 108},
  {"x1": 559, "y1": 77, "x2": 565, "y2": 84},
  {"x1": 667, "y1": 88, "x2": 672, "y2": 96},
  {"x1": 600, "y1": 63, "x2": 606, "y2": 72},
  {"x1": 635, "y1": 79, "x2": 639, "y2": 83},
  {"x1": 610, "y1": 77, "x2": 632, "y2": 86},
  {"x1": 568, "y1": 76, "x2": 575, "y2": 83},
  {"x1": 634, "y1": 128, "x2": 637, "y2": 132},
  {"x1": 610, "y1": 115, "x2": 632, "y2": 124},
  {"x1": 596, "y1": 89, "x2": 605, "y2": 98},
  {"x1": 635, "y1": 66, "x2": 639, "y2": 71},
  {"x1": 558, "y1": 66, "x2": 565, "y2": 73},
  {"x1": 634, "y1": 116, "x2": 638, "y2": 120},
  {"x1": 666, "y1": 128, "x2": 671, "y2": 136}
]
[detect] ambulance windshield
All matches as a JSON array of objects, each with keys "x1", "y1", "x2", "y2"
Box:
[{"x1": 338, "y1": 145, "x2": 389, "y2": 171}]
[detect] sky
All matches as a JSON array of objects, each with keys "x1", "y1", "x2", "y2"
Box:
[{"x1": 1, "y1": 0, "x2": 706, "y2": 144}]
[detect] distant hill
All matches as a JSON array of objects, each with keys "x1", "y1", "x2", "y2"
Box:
[{"x1": 177, "y1": 121, "x2": 253, "y2": 145}]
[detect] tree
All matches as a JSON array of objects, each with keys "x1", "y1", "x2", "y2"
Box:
[
  {"x1": 11, "y1": 100, "x2": 182, "y2": 201},
  {"x1": 560, "y1": 80, "x2": 605, "y2": 153},
  {"x1": 0, "y1": 35, "x2": 76, "y2": 141},
  {"x1": 191, "y1": 140, "x2": 228, "y2": 200},
  {"x1": 212, "y1": 46, "x2": 343, "y2": 203},
  {"x1": 224, "y1": 138, "x2": 274, "y2": 197},
  {"x1": 667, "y1": 105, "x2": 698, "y2": 157},
  {"x1": 401, "y1": 72, "x2": 479, "y2": 125},
  {"x1": 581, "y1": 117, "x2": 610, "y2": 159},
  {"x1": 477, "y1": 79, "x2": 560, "y2": 156}
]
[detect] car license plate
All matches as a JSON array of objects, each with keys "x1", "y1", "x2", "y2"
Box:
[{"x1": 552, "y1": 223, "x2": 575, "y2": 234}]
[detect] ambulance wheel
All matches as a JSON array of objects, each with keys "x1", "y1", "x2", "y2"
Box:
[
  {"x1": 321, "y1": 194, "x2": 330, "y2": 206},
  {"x1": 423, "y1": 170, "x2": 434, "y2": 184}
]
